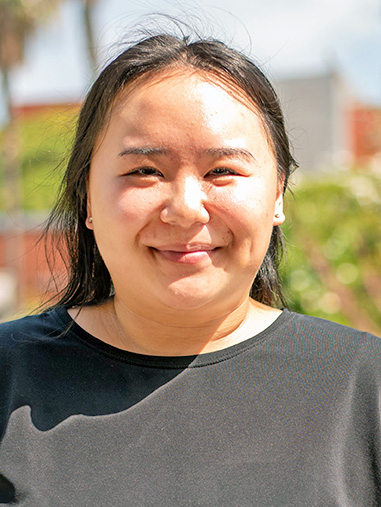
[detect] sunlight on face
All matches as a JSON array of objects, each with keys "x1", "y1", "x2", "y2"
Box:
[{"x1": 86, "y1": 70, "x2": 285, "y2": 315}]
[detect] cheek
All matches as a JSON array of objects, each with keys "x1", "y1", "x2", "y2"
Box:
[
  {"x1": 91, "y1": 182, "x2": 158, "y2": 226},
  {"x1": 89, "y1": 189, "x2": 159, "y2": 263},
  {"x1": 118, "y1": 190, "x2": 158, "y2": 221},
  {"x1": 216, "y1": 184, "x2": 276, "y2": 231},
  {"x1": 216, "y1": 184, "x2": 277, "y2": 269}
]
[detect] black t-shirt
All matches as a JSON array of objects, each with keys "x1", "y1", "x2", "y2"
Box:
[{"x1": 0, "y1": 307, "x2": 380, "y2": 506}]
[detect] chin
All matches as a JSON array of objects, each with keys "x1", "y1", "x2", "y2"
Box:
[{"x1": 158, "y1": 280, "x2": 223, "y2": 311}]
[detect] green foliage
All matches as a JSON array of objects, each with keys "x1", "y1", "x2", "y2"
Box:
[
  {"x1": 281, "y1": 168, "x2": 381, "y2": 335},
  {"x1": 0, "y1": 107, "x2": 77, "y2": 210}
]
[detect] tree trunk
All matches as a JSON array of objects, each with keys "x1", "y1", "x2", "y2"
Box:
[{"x1": 83, "y1": 0, "x2": 97, "y2": 78}]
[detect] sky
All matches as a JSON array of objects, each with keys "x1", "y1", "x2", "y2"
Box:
[{"x1": 3, "y1": 0, "x2": 381, "y2": 112}]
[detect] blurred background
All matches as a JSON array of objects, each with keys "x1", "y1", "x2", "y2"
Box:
[{"x1": 0, "y1": 0, "x2": 380, "y2": 334}]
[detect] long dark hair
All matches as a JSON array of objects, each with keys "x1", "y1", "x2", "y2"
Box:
[{"x1": 44, "y1": 33, "x2": 297, "y2": 309}]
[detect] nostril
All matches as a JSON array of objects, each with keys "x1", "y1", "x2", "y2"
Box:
[
  {"x1": 0, "y1": 473, "x2": 16, "y2": 503},
  {"x1": 159, "y1": 198, "x2": 209, "y2": 226}
]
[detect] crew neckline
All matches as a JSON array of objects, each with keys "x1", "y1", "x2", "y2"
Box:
[{"x1": 54, "y1": 306, "x2": 294, "y2": 369}]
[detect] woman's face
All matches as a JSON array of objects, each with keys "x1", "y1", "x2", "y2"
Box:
[{"x1": 87, "y1": 70, "x2": 285, "y2": 314}]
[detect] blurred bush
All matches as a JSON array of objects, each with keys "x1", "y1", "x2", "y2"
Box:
[
  {"x1": 282, "y1": 167, "x2": 381, "y2": 335},
  {"x1": 0, "y1": 106, "x2": 77, "y2": 211}
]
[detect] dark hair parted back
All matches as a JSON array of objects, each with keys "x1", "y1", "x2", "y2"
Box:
[{"x1": 45, "y1": 33, "x2": 297, "y2": 309}]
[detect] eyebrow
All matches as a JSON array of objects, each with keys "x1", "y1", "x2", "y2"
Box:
[
  {"x1": 118, "y1": 147, "x2": 169, "y2": 157},
  {"x1": 118, "y1": 146, "x2": 255, "y2": 161},
  {"x1": 204, "y1": 148, "x2": 256, "y2": 162}
]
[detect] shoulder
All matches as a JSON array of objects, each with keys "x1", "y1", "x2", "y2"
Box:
[
  {"x1": 0, "y1": 308, "x2": 73, "y2": 395},
  {"x1": 286, "y1": 310, "x2": 380, "y2": 342},
  {"x1": 283, "y1": 310, "x2": 381, "y2": 371},
  {"x1": 0, "y1": 308, "x2": 69, "y2": 349}
]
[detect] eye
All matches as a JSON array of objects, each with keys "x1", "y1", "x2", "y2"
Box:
[
  {"x1": 127, "y1": 167, "x2": 163, "y2": 177},
  {"x1": 208, "y1": 167, "x2": 239, "y2": 177}
]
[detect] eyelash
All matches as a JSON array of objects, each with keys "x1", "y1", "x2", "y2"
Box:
[
  {"x1": 208, "y1": 167, "x2": 239, "y2": 176},
  {"x1": 125, "y1": 166, "x2": 239, "y2": 178},
  {"x1": 128, "y1": 167, "x2": 163, "y2": 177}
]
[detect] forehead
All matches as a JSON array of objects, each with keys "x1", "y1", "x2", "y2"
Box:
[
  {"x1": 102, "y1": 68, "x2": 272, "y2": 149},
  {"x1": 112, "y1": 67, "x2": 262, "y2": 119}
]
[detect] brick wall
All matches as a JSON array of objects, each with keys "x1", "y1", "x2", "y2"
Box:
[{"x1": 0, "y1": 227, "x2": 66, "y2": 319}]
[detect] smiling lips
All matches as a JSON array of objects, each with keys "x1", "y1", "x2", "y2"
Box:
[{"x1": 151, "y1": 245, "x2": 219, "y2": 264}]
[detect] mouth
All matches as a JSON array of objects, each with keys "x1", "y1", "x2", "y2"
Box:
[{"x1": 150, "y1": 245, "x2": 220, "y2": 264}]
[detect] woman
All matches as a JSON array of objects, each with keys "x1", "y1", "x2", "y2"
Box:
[{"x1": 0, "y1": 33, "x2": 380, "y2": 506}]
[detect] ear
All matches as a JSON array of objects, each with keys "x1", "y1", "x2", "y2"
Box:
[
  {"x1": 85, "y1": 197, "x2": 93, "y2": 230},
  {"x1": 273, "y1": 190, "x2": 285, "y2": 226}
]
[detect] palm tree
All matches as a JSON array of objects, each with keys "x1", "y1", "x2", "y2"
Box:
[
  {"x1": 82, "y1": 0, "x2": 99, "y2": 77},
  {"x1": 0, "y1": 0, "x2": 60, "y2": 121}
]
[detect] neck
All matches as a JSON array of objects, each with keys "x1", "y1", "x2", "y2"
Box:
[{"x1": 71, "y1": 295, "x2": 281, "y2": 356}]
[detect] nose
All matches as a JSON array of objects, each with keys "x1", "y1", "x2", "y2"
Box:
[{"x1": 160, "y1": 176, "x2": 210, "y2": 227}]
